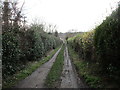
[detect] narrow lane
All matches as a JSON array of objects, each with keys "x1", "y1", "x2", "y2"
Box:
[
  {"x1": 14, "y1": 47, "x2": 62, "y2": 88},
  {"x1": 60, "y1": 46, "x2": 78, "y2": 88}
]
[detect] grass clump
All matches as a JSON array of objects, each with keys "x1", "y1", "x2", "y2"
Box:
[{"x1": 45, "y1": 45, "x2": 65, "y2": 88}]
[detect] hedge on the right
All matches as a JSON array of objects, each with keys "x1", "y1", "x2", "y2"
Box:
[
  {"x1": 94, "y1": 5, "x2": 120, "y2": 79},
  {"x1": 67, "y1": 5, "x2": 120, "y2": 85}
]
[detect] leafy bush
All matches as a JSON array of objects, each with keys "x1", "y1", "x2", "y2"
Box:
[
  {"x1": 94, "y1": 6, "x2": 120, "y2": 78},
  {"x1": 2, "y1": 30, "x2": 21, "y2": 78},
  {"x1": 2, "y1": 24, "x2": 62, "y2": 80},
  {"x1": 67, "y1": 5, "x2": 120, "y2": 87},
  {"x1": 18, "y1": 30, "x2": 34, "y2": 61},
  {"x1": 33, "y1": 30, "x2": 45, "y2": 59},
  {"x1": 2, "y1": 0, "x2": 62, "y2": 85},
  {"x1": 68, "y1": 31, "x2": 95, "y2": 61}
]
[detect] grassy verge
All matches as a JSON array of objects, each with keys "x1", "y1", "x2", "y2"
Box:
[
  {"x1": 67, "y1": 45, "x2": 103, "y2": 88},
  {"x1": 3, "y1": 46, "x2": 61, "y2": 88},
  {"x1": 45, "y1": 45, "x2": 65, "y2": 88}
]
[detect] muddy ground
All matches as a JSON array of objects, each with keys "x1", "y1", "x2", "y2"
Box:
[{"x1": 60, "y1": 46, "x2": 86, "y2": 88}]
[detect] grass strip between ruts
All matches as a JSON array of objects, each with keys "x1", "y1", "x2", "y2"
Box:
[{"x1": 45, "y1": 44, "x2": 65, "y2": 88}]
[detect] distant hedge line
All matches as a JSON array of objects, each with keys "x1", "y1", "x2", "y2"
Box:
[
  {"x1": 68, "y1": 31, "x2": 95, "y2": 61},
  {"x1": 67, "y1": 5, "x2": 120, "y2": 82},
  {"x1": 2, "y1": 24, "x2": 62, "y2": 79}
]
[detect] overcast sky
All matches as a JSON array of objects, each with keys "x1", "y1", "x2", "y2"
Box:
[{"x1": 18, "y1": 0, "x2": 119, "y2": 32}]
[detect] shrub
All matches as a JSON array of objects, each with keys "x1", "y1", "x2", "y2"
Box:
[
  {"x1": 94, "y1": 6, "x2": 120, "y2": 78},
  {"x1": 68, "y1": 31, "x2": 95, "y2": 61},
  {"x1": 3, "y1": 24, "x2": 62, "y2": 80},
  {"x1": 2, "y1": 30, "x2": 21, "y2": 78}
]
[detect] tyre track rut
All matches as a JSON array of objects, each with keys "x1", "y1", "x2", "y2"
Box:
[
  {"x1": 60, "y1": 46, "x2": 86, "y2": 88},
  {"x1": 14, "y1": 47, "x2": 62, "y2": 88}
]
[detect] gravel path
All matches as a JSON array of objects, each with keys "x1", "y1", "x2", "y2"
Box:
[
  {"x1": 14, "y1": 47, "x2": 62, "y2": 88},
  {"x1": 60, "y1": 46, "x2": 86, "y2": 88}
]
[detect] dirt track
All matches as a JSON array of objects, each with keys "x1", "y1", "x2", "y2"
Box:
[
  {"x1": 60, "y1": 46, "x2": 86, "y2": 88},
  {"x1": 14, "y1": 45, "x2": 87, "y2": 88},
  {"x1": 14, "y1": 47, "x2": 61, "y2": 88}
]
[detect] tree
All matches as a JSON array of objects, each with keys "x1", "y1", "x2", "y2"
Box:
[
  {"x1": 2, "y1": 0, "x2": 11, "y2": 33},
  {"x1": 47, "y1": 24, "x2": 57, "y2": 34},
  {"x1": 54, "y1": 30, "x2": 58, "y2": 37}
]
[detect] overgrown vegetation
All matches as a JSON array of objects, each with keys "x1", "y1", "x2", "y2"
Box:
[
  {"x1": 68, "y1": 45, "x2": 102, "y2": 88},
  {"x1": 94, "y1": 6, "x2": 120, "y2": 79},
  {"x1": 2, "y1": 1, "x2": 62, "y2": 88},
  {"x1": 45, "y1": 44, "x2": 65, "y2": 88},
  {"x1": 67, "y1": 31, "x2": 95, "y2": 61},
  {"x1": 67, "y1": 4, "x2": 120, "y2": 88}
]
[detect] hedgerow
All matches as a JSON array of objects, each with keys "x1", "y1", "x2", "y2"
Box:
[
  {"x1": 68, "y1": 31, "x2": 95, "y2": 61},
  {"x1": 94, "y1": 5, "x2": 120, "y2": 79},
  {"x1": 67, "y1": 5, "x2": 120, "y2": 87},
  {"x1": 2, "y1": 24, "x2": 62, "y2": 80},
  {"x1": 2, "y1": 30, "x2": 21, "y2": 78},
  {"x1": 2, "y1": 0, "x2": 63, "y2": 86}
]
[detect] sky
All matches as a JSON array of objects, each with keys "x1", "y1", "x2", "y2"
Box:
[{"x1": 18, "y1": 0, "x2": 119, "y2": 33}]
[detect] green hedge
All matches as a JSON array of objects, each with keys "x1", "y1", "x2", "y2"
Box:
[
  {"x1": 94, "y1": 6, "x2": 120, "y2": 78},
  {"x1": 67, "y1": 5, "x2": 120, "y2": 85},
  {"x1": 68, "y1": 31, "x2": 95, "y2": 61},
  {"x1": 2, "y1": 31, "x2": 21, "y2": 78},
  {"x1": 2, "y1": 24, "x2": 62, "y2": 79},
  {"x1": 68, "y1": 6, "x2": 120, "y2": 75}
]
